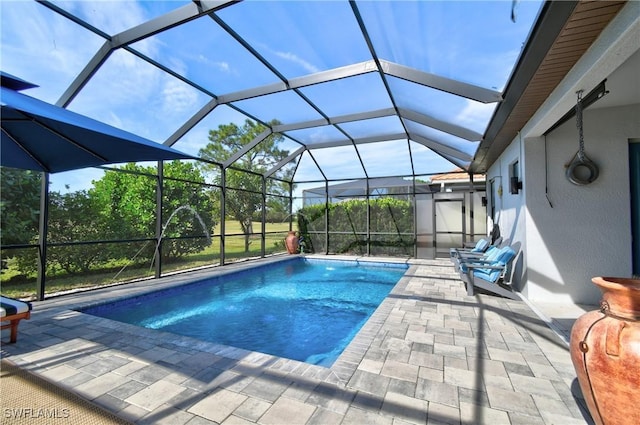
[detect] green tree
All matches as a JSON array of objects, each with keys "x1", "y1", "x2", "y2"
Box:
[
  {"x1": 90, "y1": 163, "x2": 156, "y2": 244},
  {"x1": 0, "y1": 168, "x2": 41, "y2": 247},
  {"x1": 199, "y1": 119, "x2": 291, "y2": 252},
  {"x1": 1, "y1": 173, "x2": 104, "y2": 276},
  {"x1": 90, "y1": 161, "x2": 216, "y2": 263},
  {"x1": 44, "y1": 190, "x2": 104, "y2": 274},
  {"x1": 265, "y1": 195, "x2": 290, "y2": 222},
  {"x1": 160, "y1": 161, "x2": 218, "y2": 261},
  {"x1": 1, "y1": 168, "x2": 41, "y2": 275}
]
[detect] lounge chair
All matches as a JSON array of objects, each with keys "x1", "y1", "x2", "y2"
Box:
[
  {"x1": 450, "y1": 237, "x2": 509, "y2": 271},
  {"x1": 451, "y1": 245, "x2": 499, "y2": 272},
  {"x1": 449, "y1": 236, "x2": 504, "y2": 262},
  {"x1": 456, "y1": 244, "x2": 520, "y2": 300},
  {"x1": 463, "y1": 237, "x2": 491, "y2": 250},
  {"x1": 455, "y1": 244, "x2": 511, "y2": 275},
  {"x1": 1, "y1": 296, "x2": 32, "y2": 343},
  {"x1": 450, "y1": 237, "x2": 490, "y2": 260}
]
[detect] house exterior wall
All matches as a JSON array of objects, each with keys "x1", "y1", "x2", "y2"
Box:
[
  {"x1": 487, "y1": 2, "x2": 639, "y2": 304},
  {"x1": 485, "y1": 136, "x2": 528, "y2": 290},
  {"x1": 522, "y1": 104, "x2": 638, "y2": 304}
]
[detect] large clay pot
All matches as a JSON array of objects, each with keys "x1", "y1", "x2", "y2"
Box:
[
  {"x1": 285, "y1": 231, "x2": 299, "y2": 254},
  {"x1": 570, "y1": 277, "x2": 640, "y2": 425}
]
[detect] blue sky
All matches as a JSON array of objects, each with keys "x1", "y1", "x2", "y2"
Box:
[{"x1": 1, "y1": 0, "x2": 543, "y2": 194}]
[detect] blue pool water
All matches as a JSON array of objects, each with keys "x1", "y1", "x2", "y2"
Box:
[{"x1": 81, "y1": 258, "x2": 407, "y2": 366}]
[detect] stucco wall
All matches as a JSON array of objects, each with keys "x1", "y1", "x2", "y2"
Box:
[
  {"x1": 486, "y1": 3, "x2": 639, "y2": 304},
  {"x1": 485, "y1": 134, "x2": 527, "y2": 290},
  {"x1": 522, "y1": 104, "x2": 638, "y2": 304}
]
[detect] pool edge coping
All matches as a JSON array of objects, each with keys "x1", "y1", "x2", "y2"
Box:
[{"x1": 24, "y1": 255, "x2": 426, "y2": 388}]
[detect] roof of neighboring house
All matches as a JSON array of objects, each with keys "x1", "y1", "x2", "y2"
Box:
[{"x1": 430, "y1": 169, "x2": 486, "y2": 183}]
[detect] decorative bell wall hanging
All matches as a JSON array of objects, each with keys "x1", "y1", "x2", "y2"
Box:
[{"x1": 566, "y1": 90, "x2": 599, "y2": 185}]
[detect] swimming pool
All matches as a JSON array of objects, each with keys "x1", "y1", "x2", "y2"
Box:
[{"x1": 81, "y1": 258, "x2": 407, "y2": 366}]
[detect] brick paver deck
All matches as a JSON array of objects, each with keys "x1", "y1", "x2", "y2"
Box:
[{"x1": 1, "y1": 256, "x2": 593, "y2": 424}]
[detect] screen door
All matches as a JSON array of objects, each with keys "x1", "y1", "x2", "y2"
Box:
[{"x1": 434, "y1": 198, "x2": 465, "y2": 258}]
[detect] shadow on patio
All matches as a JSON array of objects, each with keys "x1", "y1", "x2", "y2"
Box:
[{"x1": 1, "y1": 258, "x2": 593, "y2": 424}]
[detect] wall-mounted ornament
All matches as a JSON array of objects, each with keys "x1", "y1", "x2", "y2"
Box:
[{"x1": 566, "y1": 90, "x2": 599, "y2": 185}]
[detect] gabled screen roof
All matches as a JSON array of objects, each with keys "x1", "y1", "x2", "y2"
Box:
[{"x1": 1, "y1": 0, "x2": 544, "y2": 184}]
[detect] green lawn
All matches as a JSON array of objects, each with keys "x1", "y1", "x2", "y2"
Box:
[{"x1": 0, "y1": 220, "x2": 298, "y2": 300}]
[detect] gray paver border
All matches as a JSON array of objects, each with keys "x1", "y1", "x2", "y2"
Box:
[{"x1": 1, "y1": 255, "x2": 592, "y2": 425}]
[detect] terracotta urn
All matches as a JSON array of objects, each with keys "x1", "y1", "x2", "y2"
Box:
[
  {"x1": 570, "y1": 277, "x2": 640, "y2": 425},
  {"x1": 285, "y1": 231, "x2": 299, "y2": 254}
]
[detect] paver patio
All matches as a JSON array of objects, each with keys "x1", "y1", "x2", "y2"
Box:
[{"x1": 1, "y1": 256, "x2": 593, "y2": 424}]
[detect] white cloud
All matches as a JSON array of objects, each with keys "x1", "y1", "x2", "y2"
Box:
[
  {"x1": 162, "y1": 78, "x2": 200, "y2": 114},
  {"x1": 456, "y1": 100, "x2": 497, "y2": 135},
  {"x1": 214, "y1": 61, "x2": 230, "y2": 73},
  {"x1": 73, "y1": 1, "x2": 149, "y2": 36},
  {"x1": 0, "y1": 2, "x2": 101, "y2": 102},
  {"x1": 173, "y1": 127, "x2": 210, "y2": 157},
  {"x1": 196, "y1": 55, "x2": 231, "y2": 73},
  {"x1": 274, "y1": 51, "x2": 319, "y2": 74},
  {"x1": 307, "y1": 129, "x2": 334, "y2": 144},
  {"x1": 359, "y1": 142, "x2": 411, "y2": 176}
]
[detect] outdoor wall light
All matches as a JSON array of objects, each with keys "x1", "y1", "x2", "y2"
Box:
[{"x1": 510, "y1": 177, "x2": 523, "y2": 194}]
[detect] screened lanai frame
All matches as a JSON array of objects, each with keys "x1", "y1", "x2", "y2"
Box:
[
  {"x1": 5, "y1": 0, "x2": 546, "y2": 173},
  {"x1": 0, "y1": 0, "x2": 547, "y2": 300}
]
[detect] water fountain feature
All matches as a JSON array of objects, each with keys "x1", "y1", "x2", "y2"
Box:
[
  {"x1": 150, "y1": 205, "x2": 212, "y2": 270},
  {"x1": 112, "y1": 205, "x2": 212, "y2": 281}
]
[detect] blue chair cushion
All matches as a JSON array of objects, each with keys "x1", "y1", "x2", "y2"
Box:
[
  {"x1": 459, "y1": 246, "x2": 501, "y2": 273},
  {"x1": 484, "y1": 246, "x2": 502, "y2": 261},
  {"x1": 470, "y1": 238, "x2": 489, "y2": 252},
  {"x1": 475, "y1": 247, "x2": 516, "y2": 283}
]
